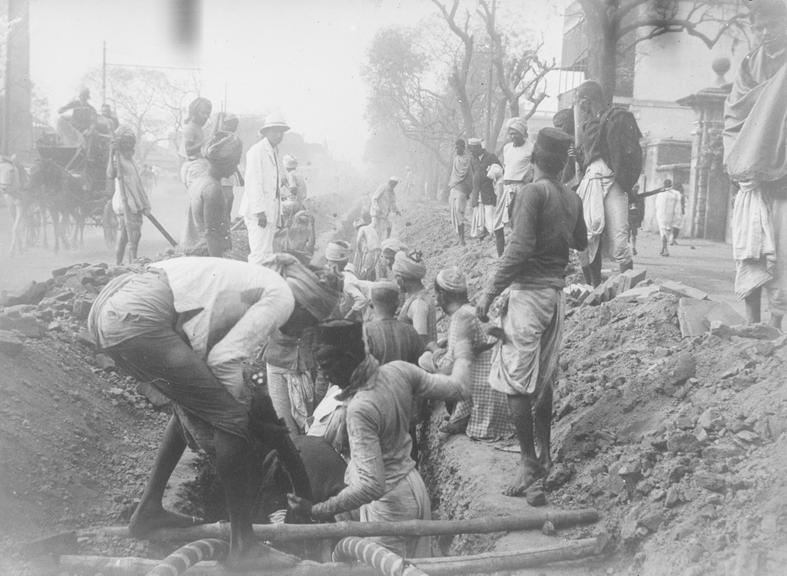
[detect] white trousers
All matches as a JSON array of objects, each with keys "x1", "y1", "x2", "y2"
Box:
[{"x1": 245, "y1": 216, "x2": 276, "y2": 265}]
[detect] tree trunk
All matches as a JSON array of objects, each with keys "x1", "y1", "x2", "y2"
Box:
[{"x1": 582, "y1": 5, "x2": 618, "y2": 104}]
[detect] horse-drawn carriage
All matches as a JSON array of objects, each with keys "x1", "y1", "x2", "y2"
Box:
[{"x1": 22, "y1": 130, "x2": 117, "y2": 251}]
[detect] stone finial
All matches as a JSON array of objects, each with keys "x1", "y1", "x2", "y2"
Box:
[{"x1": 712, "y1": 57, "x2": 731, "y2": 86}]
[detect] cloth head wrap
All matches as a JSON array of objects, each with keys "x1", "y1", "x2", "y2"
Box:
[
  {"x1": 576, "y1": 80, "x2": 605, "y2": 105},
  {"x1": 380, "y1": 238, "x2": 404, "y2": 255},
  {"x1": 392, "y1": 250, "x2": 427, "y2": 281},
  {"x1": 325, "y1": 240, "x2": 351, "y2": 263},
  {"x1": 507, "y1": 117, "x2": 528, "y2": 137},
  {"x1": 435, "y1": 267, "x2": 467, "y2": 294},
  {"x1": 205, "y1": 132, "x2": 243, "y2": 174},
  {"x1": 113, "y1": 125, "x2": 136, "y2": 152},
  {"x1": 552, "y1": 109, "x2": 575, "y2": 135},
  {"x1": 467, "y1": 137, "x2": 482, "y2": 147},
  {"x1": 276, "y1": 256, "x2": 341, "y2": 321}
]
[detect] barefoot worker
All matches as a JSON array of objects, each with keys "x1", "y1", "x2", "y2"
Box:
[
  {"x1": 477, "y1": 128, "x2": 587, "y2": 497},
  {"x1": 288, "y1": 320, "x2": 471, "y2": 557},
  {"x1": 87, "y1": 256, "x2": 339, "y2": 568}
]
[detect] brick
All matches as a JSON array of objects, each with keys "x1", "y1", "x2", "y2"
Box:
[
  {"x1": 660, "y1": 280, "x2": 709, "y2": 300},
  {"x1": 678, "y1": 298, "x2": 745, "y2": 338}
]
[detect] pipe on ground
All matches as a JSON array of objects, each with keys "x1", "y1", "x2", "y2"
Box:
[
  {"x1": 145, "y1": 538, "x2": 228, "y2": 576},
  {"x1": 333, "y1": 537, "x2": 428, "y2": 576}
]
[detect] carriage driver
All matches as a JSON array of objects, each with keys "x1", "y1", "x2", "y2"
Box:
[{"x1": 57, "y1": 87, "x2": 97, "y2": 148}]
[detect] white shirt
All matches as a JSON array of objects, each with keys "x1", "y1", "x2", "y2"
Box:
[
  {"x1": 502, "y1": 140, "x2": 533, "y2": 182},
  {"x1": 151, "y1": 257, "x2": 294, "y2": 404}
]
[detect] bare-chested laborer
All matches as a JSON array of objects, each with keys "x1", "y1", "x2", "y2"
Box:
[{"x1": 477, "y1": 128, "x2": 587, "y2": 496}]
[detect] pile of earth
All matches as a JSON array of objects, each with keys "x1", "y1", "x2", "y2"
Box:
[{"x1": 397, "y1": 199, "x2": 787, "y2": 576}]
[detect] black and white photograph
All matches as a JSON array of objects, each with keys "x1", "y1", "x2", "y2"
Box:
[{"x1": 0, "y1": 0, "x2": 785, "y2": 574}]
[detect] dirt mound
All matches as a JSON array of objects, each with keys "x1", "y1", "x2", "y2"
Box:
[{"x1": 401, "y1": 200, "x2": 787, "y2": 575}]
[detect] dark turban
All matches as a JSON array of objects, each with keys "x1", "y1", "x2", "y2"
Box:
[{"x1": 204, "y1": 132, "x2": 243, "y2": 174}]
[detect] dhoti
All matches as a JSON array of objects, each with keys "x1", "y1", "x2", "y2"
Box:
[
  {"x1": 449, "y1": 188, "x2": 468, "y2": 233},
  {"x1": 489, "y1": 288, "x2": 564, "y2": 398}
]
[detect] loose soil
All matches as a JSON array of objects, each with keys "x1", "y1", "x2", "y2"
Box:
[{"x1": 1, "y1": 194, "x2": 785, "y2": 576}]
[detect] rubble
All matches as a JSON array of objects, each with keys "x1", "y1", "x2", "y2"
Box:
[{"x1": 0, "y1": 329, "x2": 24, "y2": 355}]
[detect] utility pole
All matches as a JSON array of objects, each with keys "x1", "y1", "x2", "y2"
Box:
[
  {"x1": 484, "y1": 0, "x2": 496, "y2": 146},
  {"x1": 102, "y1": 40, "x2": 107, "y2": 104}
]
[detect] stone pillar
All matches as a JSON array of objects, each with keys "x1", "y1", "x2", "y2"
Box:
[
  {"x1": 0, "y1": 0, "x2": 31, "y2": 156},
  {"x1": 676, "y1": 58, "x2": 732, "y2": 242}
]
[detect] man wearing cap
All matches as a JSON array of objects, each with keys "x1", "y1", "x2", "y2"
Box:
[
  {"x1": 108, "y1": 126, "x2": 151, "y2": 264},
  {"x1": 448, "y1": 138, "x2": 474, "y2": 246},
  {"x1": 495, "y1": 117, "x2": 533, "y2": 257},
  {"x1": 288, "y1": 320, "x2": 472, "y2": 557},
  {"x1": 182, "y1": 130, "x2": 244, "y2": 257},
  {"x1": 422, "y1": 267, "x2": 511, "y2": 440},
  {"x1": 370, "y1": 177, "x2": 400, "y2": 240},
  {"x1": 88, "y1": 255, "x2": 339, "y2": 568},
  {"x1": 468, "y1": 138, "x2": 500, "y2": 243},
  {"x1": 393, "y1": 250, "x2": 437, "y2": 346},
  {"x1": 477, "y1": 128, "x2": 587, "y2": 498},
  {"x1": 179, "y1": 97, "x2": 213, "y2": 188},
  {"x1": 240, "y1": 112, "x2": 290, "y2": 265}
]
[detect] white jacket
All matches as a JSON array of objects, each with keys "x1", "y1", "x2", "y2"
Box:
[{"x1": 240, "y1": 137, "x2": 281, "y2": 222}]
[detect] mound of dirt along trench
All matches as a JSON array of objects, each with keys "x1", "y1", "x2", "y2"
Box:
[{"x1": 1, "y1": 193, "x2": 786, "y2": 576}]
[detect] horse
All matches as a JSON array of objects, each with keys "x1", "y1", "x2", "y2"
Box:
[{"x1": 28, "y1": 158, "x2": 90, "y2": 252}]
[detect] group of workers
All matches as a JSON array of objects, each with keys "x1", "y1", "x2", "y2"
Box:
[{"x1": 81, "y1": 1, "x2": 787, "y2": 568}]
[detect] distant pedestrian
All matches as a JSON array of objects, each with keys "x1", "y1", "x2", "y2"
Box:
[
  {"x1": 496, "y1": 118, "x2": 533, "y2": 256},
  {"x1": 393, "y1": 250, "x2": 437, "y2": 346},
  {"x1": 352, "y1": 217, "x2": 381, "y2": 280},
  {"x1": 448, "y1": 139, "x2": 474, "y2": 246},
  {"x1": 671, "y1": 183, "x2": 685, "y2": 244},
  {"x1": 655, "y1": 179, "x2": 682, "y2": 257},
  {"x1": 628, "y1": 184, "x2": 644, "y2": 256},
  {"x1": 370, "y1": 177, "x2": 399, "y2": 240},
  {"x1": 468, "y1": 138, "x2": 500, "y2": 243}
]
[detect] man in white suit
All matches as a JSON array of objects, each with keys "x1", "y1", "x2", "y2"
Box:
[{"x1": 240, "y1": 113, "x2": 290, "y2": 264}]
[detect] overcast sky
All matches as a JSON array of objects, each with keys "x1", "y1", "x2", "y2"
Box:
[{"x1": 29, "y1": 0, "x2": 563, "y2": 161}]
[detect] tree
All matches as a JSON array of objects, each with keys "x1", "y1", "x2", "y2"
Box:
[
  {"x1": 574, "y1": 0, "x2": 749, "y2": 101},
  {"x1": 83, "y1": 67, "x2": 199, "y2": 162}
]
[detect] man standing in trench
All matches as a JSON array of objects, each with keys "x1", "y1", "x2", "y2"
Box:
[
  {"x1": 288, "y1": 320, "x2": 471, "y2": 557},
  {"x1": 88, "y1": 255, "x2": 340, "y2": 568},
  {"x1": 477, "y1": 128, "x2": 587, "y2": 497}
]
